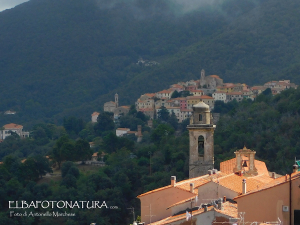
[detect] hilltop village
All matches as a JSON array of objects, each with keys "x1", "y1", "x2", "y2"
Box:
[{"x1": 97, "y1": 69, "x2": 297, "y2": 131}]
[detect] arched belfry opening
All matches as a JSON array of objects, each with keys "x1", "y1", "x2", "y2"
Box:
[
  {"x1": 187, "y1": 100, "x2": 216, "y2": 178},
  {"x1": 198, "y1": 135, "x2": 204, "y2": 157}
]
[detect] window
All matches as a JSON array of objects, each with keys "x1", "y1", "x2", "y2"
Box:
[
  {"x1": 198, "y1": 136, "x2": 204, "y2": 156},
  {"x1": 199, "y1": 114, "x2": 203, "y2": 121}
]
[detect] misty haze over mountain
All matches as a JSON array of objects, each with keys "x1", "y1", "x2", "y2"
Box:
[{"x1": 0, "y1": 0, "x2": 28, "y2": 11}]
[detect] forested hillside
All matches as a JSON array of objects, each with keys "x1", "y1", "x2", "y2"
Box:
[{"x1": 1, "y1": 0, "x2": 300, "y2": 126}]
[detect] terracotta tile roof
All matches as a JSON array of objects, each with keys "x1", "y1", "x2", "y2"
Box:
[
  {"x1": 214, "y1": 91, "x2": 227, "y2": 94},
  {"x1": 0, "y1": 162, "x2": 3, "y2": 164},
  {"x1": 200, "y1": 95, "x2": 214, "y2": 99},
  {"x1": 216, "y1": 174, "x2": 266, "y2": 194},
  {"x1": 220, "y1": 157, "x2": 269, "y2": 175},
  {"x1": 116, "y1": 128, "x2": 130, "y2": 131},
  {"x1": 92, "y1": 152, "x2": 98, "y2": 157},
  {"x1": 137, "y1": 185, "x2": 173, "y2": 198},
  {"x1": 247, "y1": 174, "x2": 275, "y2": 184},
  {"x1": 234, "y1": 172, "x2": 300, "y2": 200},
  {"x1": 21, "y1": 159, "x2": 27, "y2": 163},
  {"x1": 209, "y1": 75, "x2": 221, "y2": 79},
  {"x1": 151, "y1": 202, "x2": 238, "y2": 225},
  {"x1": 144, "y1": 93, "x2": 156, "y2": 97},
  {"x1": 167, "y1": 196, "x2": 196, "y2": 209},
  {"x1": 104, "y1": 101, "x2": 116, "y2": 105},
  {"x1": 120, "y1": 106, "x2": 130, "y2": 109},
  {"x1": 3, "y1": 123, "x2": 23, "y2": 129},
  {"x1": 91, "y1": 112, "x2": 100, "y2": 116},
  {"x1": 127, "y1": 131, "x2": 137, "y2": 134},
  {"x1": 157, "y1": 89, "x2": 173, "y2": 94},
  {"x1": 138, "y1": 172, "x2": 227, "y2": 198},
  {"x1": 175, "y1": 172, "x2": 228, "y2": 195}
]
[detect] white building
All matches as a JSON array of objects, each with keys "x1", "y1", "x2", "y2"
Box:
[
  {"x1": 1, "y1": 123, "x2": 29, "y2": 140},
  {"x1": 212, "y1": 91, "x2": 227, "y2": 102},
  {"x1": 91, "y1": 112, "x2": 100, "y2": 123},
  {"x1": 116, "y1": 128, "x2": 130, "y2": 137}
]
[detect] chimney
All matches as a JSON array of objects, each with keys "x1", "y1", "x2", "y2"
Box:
[
  {"x1": 203, "y1": 204, "x2": 208, "y2": 212},
  {"x1": 218, "y1": 198, "x2": 223, "y2": 210},
  {"x1": 293, "y1": 164, "x2": 299, "y2": 173},
  {"x1": 223, "y1": 196, "x2": 227, "y2": 203},
  {"x1": 208, "y1": 170, "x2": 213, "y2": 175},
  {"x1": 285, "y1": 174, "x2": 288, "y2": 181},
  {"x1": 212, "y1": 169, "x2": 218, "y2": 174},
  {"x1": 171, "y1": 176, "x2": 176, "y2": 186},
  {"x1": 271, "y1": 172, "x2": 276, "y2": 179},
  {"x1": 190, "y1": 183, "x2": 194, "y2": 193},
  {"x1": 242, "y1": 179, "x2": 247, "y2": 194}
]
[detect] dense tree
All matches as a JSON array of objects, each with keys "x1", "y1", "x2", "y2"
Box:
[
  {"x1": 94, "y1": 112, "x2": 115, "y2": 136},
  {"x1": 52, "y1": 135, "x2": 74, "y2": 168},
  {"x1": 74, "y1": 139, "x2": 93, "y2": 163}
]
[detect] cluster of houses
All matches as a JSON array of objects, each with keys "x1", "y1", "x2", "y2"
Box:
[
  {"x1": 133, "y1": 70, "x2": 298, "y2": 123},
  {"x1": 90, "y1": 70, "x2": 298, "y2": 139}
]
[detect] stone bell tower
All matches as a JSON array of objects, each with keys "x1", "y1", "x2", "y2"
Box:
[
  {"x1": 115, "y1": 93, "x2": 119, "y2": 108},
  {"x1": 187, "y1": 100, "x2": 216, "y2": 178}
]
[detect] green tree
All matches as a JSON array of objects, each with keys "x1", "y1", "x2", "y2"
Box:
[
  {"x1": 157, "y1": 106, "x2": 169, "y2": 122},
  {"x1": 94, "y1": 112, "x2": 115, "y2": 136},
  {"x1": 52, "y1": 135, "x2": 74, "y2": 168},
  {"x1": 74, "y1": 139, "x2": 93, "y2": 163}
]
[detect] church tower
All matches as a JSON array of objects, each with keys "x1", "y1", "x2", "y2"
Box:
[
  {"x1": 187, "y1": 100, "x2": 215, "y2": 178},
  {"x1": 200, "y1": 69, "x2": 206, "y2": 87},
  {"x1": 115, "y1": 93, "x2": 119, "y2": 108}
]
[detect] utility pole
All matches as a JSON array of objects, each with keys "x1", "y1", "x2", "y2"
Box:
[{"x1": 127, "y1": 207, "x2": 135, "y2": 223}]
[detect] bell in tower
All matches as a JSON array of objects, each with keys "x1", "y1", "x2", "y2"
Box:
[{"x1": 187, "y1": 100, "x2": 216, "y2": 178}]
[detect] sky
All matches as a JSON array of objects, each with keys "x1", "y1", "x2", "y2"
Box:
[{"x1": 0, "y1": 0, "x2": 29, "y2": 12}]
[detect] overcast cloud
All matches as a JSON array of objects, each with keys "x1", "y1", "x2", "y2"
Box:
[{"x1": 0, "y1": 0, "x2": 29, "y2": 12}]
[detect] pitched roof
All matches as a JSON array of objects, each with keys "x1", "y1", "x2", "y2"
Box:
[
  {"x1": 234, "y1": 171, "x2": 300, "y2": 200},
  {"x1": 137, "y1": 172, "x2": 227, "y2": 198},
  {"x1": 151, "y1": 202, "x2": 238, "y2": 225},
  {"x1": 200, "y1": 95, "x2": 214, "y2": 99},
  {"x1": 91, "y1": 112, "x2": 100, "y2": 116},
  {"x1": 157, "y1": 89, "x2": 173, "y2": 94},
  {"x1": 209, "y1": 75, "x2": 221, "y2": 79},
  {"x1": 220, "y1": 157, "x2": 269, "y2": 175},
  {"x1": 104, "y1": 101, "x2": 116, "y2": 105},
  {"x1": 3, "y1": 123, "x2": 23, "y2": 129},
  {"x1": 216, "y1": 173, "x2": 266, "y2": 194},
  {"x1": 116, "y1": 128, "x2": 130, "y2": 131},
  {"x1": 144, "y1": 93, "x2": 156, "y2": 97}
]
